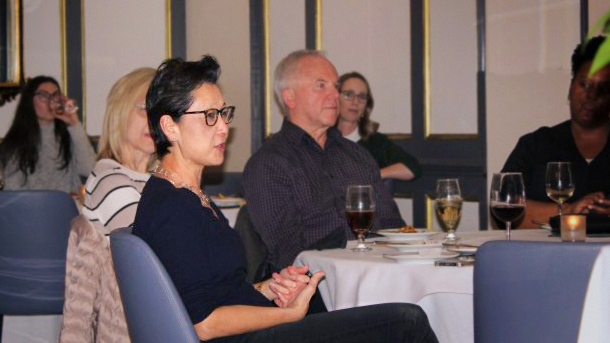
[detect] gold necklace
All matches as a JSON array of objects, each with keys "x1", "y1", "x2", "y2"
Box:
[{"x1": 154, "y1": 165, "x2": 213, "y2": 209}]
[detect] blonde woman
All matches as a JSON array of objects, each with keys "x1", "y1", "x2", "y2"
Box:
[{"x1": 83, "y1": 68, "x2": 157, "y2": 234}]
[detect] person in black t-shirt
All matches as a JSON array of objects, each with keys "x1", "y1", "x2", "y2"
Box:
[{"x1": 502, "y1": 36, "x2": 610, "y2": 228}]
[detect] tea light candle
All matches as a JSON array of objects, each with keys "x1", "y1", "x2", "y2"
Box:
[
  {"x1": 568, "y1": 215, "x2": 580, "y2": 229},
  {"x1": 560, "y1": 215, "x2": 586, "y2": 242}
]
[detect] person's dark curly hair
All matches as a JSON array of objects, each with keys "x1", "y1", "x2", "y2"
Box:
[
  {"x1": 146, "y1": 55, "x2": 221, "y2": 158},
  {"x1": 335, "y1": 71, "x2": 377, "y2": 141},
  {"x1": 571, "y1": 35, "x2": 606, "y2": 77},
  {"x1": 0, "y1": 76, "x2": 72, "y2": 183}
]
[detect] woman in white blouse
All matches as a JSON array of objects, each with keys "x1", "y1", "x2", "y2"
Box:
[{"x1": 83, "y1": 68, "x2": 156, "y2": 234}]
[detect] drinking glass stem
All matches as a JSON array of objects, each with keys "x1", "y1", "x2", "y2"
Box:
[
  {"x1": 557, "y1": 202, "x2": 563, "y2": 216},
  {"x1": 505, "y1": 221, "x2": 511, "y2": 240},
  {"x1": 357, "y1": 235, "x2": 366, "y2": 249}
]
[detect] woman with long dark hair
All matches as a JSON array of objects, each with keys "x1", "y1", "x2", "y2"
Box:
[{"x1": 0, "y1": 76, "x2": 95, "y2": 193}]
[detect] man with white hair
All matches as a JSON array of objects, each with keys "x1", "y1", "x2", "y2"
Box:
[{"x1": 244, "y1": 50, "x2": 405, "y2": 270}]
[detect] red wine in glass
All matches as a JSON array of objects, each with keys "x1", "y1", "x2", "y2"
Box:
[
  {"x1": 347, "y1": 210, "x2": 376, "y2": 237},
  {"x1": 346, "y1": 185, "x2": 376, "y2": 252},
  {"x1": 490, "y1": 204, "x2": 525, "y2": 223}
]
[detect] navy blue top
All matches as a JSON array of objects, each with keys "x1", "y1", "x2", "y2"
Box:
[{"x1": 134, "y1": 176, "x2": 272, "y2": 327}]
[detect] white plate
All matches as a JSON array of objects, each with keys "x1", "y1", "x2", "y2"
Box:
[
  {"x1": 383, "y1": 250, "x2": 460, "y2": 264},
  {"x1": 376, "y1": 228, "x2": 440, "y2": 241},
  {"x1": 211, "y1": 197, "x2": 242, "y2": 208},
  {"x1": 446, "y1": 245, "x2": 478, "y2": 255},
  {"x1": 375, "y1": 240, "x2": 443, "y2": 251}
]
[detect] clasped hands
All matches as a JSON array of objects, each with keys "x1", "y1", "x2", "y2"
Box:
[{"x1": 263, "y1": 265, "x2": 325, "y2": 308}]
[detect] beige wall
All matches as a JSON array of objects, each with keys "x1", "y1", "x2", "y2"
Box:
[
  {"x1": 324, "y1": 0, "x2": 412, "y2": 134},
  {"x1": 0, "y1": 0, "x2": 63, "y2": 136},
  {"x1": 0, "y1": 0, "x2": 167, "y2": 137},
  {"x1": 186, "y1": 0, "x2": 252, "y2": 173},
  {"x1": 486, "y1": 0, "x2": 580, "y2": 180},
  {"x1": 84, "y1": 1, "x2": 166, "y2": 136}
]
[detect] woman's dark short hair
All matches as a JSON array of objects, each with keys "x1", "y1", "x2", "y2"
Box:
[
  {"x1": 146, "y1": 55, "x2": 221, "y2": 158},
  {"x1": 572, "y1": 36, "x2": 606, "y2": 77},
  {"x1": 336, "y1": 71, "x2": 377, "y2": 140}
]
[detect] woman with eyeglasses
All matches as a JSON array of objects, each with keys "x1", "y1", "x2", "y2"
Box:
[
  {"x1": 0, "y1": 76, "x2": 95, "y2": 192},
  {"x1": 81, "y1": 67, "x2": 157, "y2": 234},
  {"x1": 134, "y1": 56, "x2": 438, "y2": 343},
  {"x1": 335, "y1": 72, "x2": 421, "y2": 181}
]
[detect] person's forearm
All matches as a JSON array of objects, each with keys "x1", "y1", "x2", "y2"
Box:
[
  {"x1": 194, "y1": 305, "x2": 301, "y2": 341},
  {"x1": 68, "y1": 123, "x2": 96, "y2": 176},
  {"x1": 516, "y1": 200, "x2": 560, "y2": 228},
  {"x1": 379, "y1": 163, "x2": 415, "y2": 180}
]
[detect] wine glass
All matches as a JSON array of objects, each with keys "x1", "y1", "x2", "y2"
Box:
[
  {"x1": 346, "y1": 185, "x2": 376, "y2": 252},
  {"x1": 49, "y1": 93, "x2": 78, "y2": 115},
  {"x1": 490, "y1": 173, "x2": 526, "y2": 240},
  {"x1": 545, "y1": 162, "x2": 574, "y2": 216},
  {"x1": 435, "y1": 179, "x2": 463, "y2": 244}
]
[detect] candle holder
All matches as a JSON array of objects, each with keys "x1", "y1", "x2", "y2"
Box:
[{"x1": 560, "y1": 214, "x2": 586, "y2": 242}]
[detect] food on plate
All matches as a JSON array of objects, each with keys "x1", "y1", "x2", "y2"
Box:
[{"x1": 397, "y1": 225, "x2": 416, "y2": 233}]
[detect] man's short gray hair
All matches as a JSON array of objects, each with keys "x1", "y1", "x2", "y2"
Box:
[{"x1": 274, "y1": 49, "x2": 326, "y2": 115}]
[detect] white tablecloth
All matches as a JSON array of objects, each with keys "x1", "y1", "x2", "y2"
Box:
[{"x1": 295, "y1": 229, "x2": 610, "y2": 343}]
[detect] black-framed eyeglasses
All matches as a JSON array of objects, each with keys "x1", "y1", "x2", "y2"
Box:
[
  {"x1": 34, "y1": 91, "x2": 60, "y2": 103},
  {"x1": 182, "y1": 106, "x2": 235, "y2": 126},
  {"x1": 341, "y1": 91, "x2": 367, "y2": 103}
]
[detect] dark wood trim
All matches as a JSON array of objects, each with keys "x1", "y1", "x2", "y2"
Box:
[
  {"x1": 249, "y1": 0, "x2": 266, "y2": 154},
  {"x1": 476, "y1": 0, "x2": 488, "y2": 230},
  {"x1": 580, "y1": 0, "x2": 588, "y2": 42},
  {"x1": 170, "y1": 0, "x2": 186, "y2": 59},
  {"x1": 65, "y1": 0, "x2": 83, "y2": 122},
  {"x1": 305, "y1": 0, "x2": 317, "y2": 50}
]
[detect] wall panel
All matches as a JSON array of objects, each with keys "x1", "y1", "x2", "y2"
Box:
[
  {"x1": 486, "y1": 0, "x2": 580, "y2": 183},
  {"x1": 84, "y1": 0, "x2": 165, "y2": 136},
  {"x1": 429, "y1": 0, "x2": 477, "y2": 135},
  {"x1": 269, "y1": 0, "x2": 306, "y2": 134},
  {"x1": 323, "y1": 0, "x2": 411, "y2": 134},
  {"x1": 0, "y1": 0, "x2": 62, "y2": 136},
  {"x1": 186, "y1": 0, "x2": 251, "y2": 172}
]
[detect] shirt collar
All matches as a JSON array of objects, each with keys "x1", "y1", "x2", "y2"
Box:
[{"x1": 280, "y1": 118, "x2": 343, "y2": 149}]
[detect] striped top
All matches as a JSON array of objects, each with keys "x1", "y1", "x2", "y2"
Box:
[{"x1": 83, "y1": 159, "x2": 150, "y2": 235}]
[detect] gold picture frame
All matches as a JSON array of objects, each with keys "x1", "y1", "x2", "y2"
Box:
[{"x1": 0, "y1": 0, "x2": 24, "y2": 106}]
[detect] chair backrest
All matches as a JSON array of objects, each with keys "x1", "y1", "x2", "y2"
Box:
[
  {"x1": 109, "y1": 227, "x2": 199, "y2": 343},
  {"x1": 0, "y1": 190, "x2": 78, "y2": 315},
  {"x1": 474, "y1": 240, "x2": 606, "y2": 343},
  {"x1": 233, "y1": 205, "x2": 273, "y2": 283}
]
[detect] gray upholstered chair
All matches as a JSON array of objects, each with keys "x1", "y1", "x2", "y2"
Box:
[
  {"x1": 109, "y1": 227, "x2": 199, "y2": 343},
  {"x1": 0, "y1": 190, "x2": 78, "y2": 339},
  {"x1": 474, "y1": 240, "x2": 607, "y2": 343}
]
